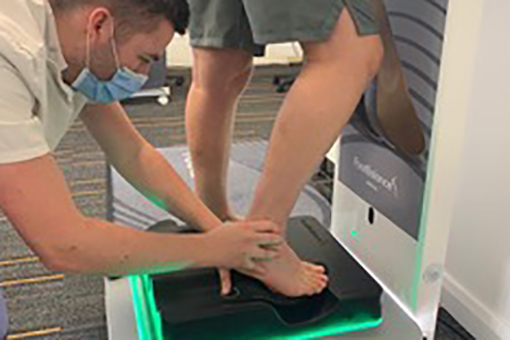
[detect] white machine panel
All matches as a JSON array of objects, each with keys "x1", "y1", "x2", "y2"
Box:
[{"x1": 331, "y1": 0, "x2": 482, "y2": 338}]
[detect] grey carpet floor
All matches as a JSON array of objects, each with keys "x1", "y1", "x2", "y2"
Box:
[{"x1": 0, "y1": 66, "x2": 474, "y2": 339}]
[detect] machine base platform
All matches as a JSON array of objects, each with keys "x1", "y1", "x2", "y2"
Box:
[{"x1": 150, "y1": 216, "x2": 383, "y2": 339}]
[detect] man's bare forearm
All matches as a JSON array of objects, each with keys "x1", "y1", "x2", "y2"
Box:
[
  {"x1": 112, "y1": 142, "x2": 221, "y2": 232},
  {"x1": 81, "y1": 103, "x2": 221, "y2": 232},
  {"x1": 52, "y1": 218, "x2": 212, "y2": 276}
]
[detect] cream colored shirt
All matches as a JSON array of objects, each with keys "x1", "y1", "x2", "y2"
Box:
[{"x1": 0, "y1": 0, "x2": 88, "y2": 164}]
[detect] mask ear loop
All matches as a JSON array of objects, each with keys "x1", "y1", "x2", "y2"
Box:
[
  {"x1": 85, "y1": 20, "x2": 92, "y2": 70},
  {"x1": 109, "y1": 18, "x2": 122, "y2": 69}
]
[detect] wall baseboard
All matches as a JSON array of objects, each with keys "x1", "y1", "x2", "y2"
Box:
[{"x1": 442, "y1": 273, "x2": 510, "y2": 340}]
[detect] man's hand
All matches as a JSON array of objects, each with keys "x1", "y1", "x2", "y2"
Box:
[
  {"x1": 219, "y1": 268, "x2": 232, "y2": 295},
  {"x1": 213, "y1": 220, "x2": 279, "y2": 295},
  {"x1": 203, "y1": 221, "x2": 282, "y2": 272},
  {"x1": 219, "y1": 265, "x2": 268, "y2": 295},
  {"x1": 217, "y1": 215, "x2": 240, "y2": 295}
]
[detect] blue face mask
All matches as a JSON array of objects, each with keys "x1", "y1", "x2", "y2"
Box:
[{"x1": 72, "y1": 26, "x2": 148, "y2": 104}]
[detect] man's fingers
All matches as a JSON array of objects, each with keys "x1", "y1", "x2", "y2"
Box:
[
  {"x1": 251, "y1": 248, "x2": 280, "y2": 261},
  {"x1": 219, "y1": 269, "x2": 232, "y2": 296},
  {"x1": 249, "y1": 221, "x2": 281, "y2": 234},
  {"x1": 260, "y1": 242, "x2": 282, "y2": 251},
  {"x1": 244, "y1": 257, "x2": 257, "y2": 271},
  {"x1": 255, "y1": 233, "x2": 283, "y2": 248}
]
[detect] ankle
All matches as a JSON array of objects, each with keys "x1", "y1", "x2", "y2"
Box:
[
  {"x1": 219, "y1": 212, "x2": 240, "y2": 223},
  {"x1": 246, "y1": 213, "x2": 287, "y2": 235},
  {"x1": 200, "y1": 198, "x2": 233, "y2": 222}
]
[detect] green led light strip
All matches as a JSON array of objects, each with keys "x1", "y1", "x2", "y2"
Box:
[
  {"x1": 130, "y1": 275, "x2": 382, "y2": 340},
  {"x1": 130, "y1": 275, "x2": 164, "y2": 340},
  {"x1": 270, "y1": 317, "x2": 383, "y2": 340}
]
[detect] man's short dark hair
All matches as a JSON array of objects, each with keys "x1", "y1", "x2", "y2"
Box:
[{"x1": 50, "y1": 0, "x2": 190, "y2": 36}]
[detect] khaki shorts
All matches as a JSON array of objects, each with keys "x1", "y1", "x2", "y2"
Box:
[{"x1": 188, "y1": 0, "x2": 380, "y2": 56}]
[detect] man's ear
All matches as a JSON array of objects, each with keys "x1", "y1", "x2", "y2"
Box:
[{"x1": 87, "y1": 8, "x2": 115, "y2": 44}]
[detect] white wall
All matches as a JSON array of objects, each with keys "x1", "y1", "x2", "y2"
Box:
[
  {"x1": 441, "y1": 1, "x2": 510, "y2": 338},
  {"x1": 166, "y1": 34, "x2": 302, "y2": 67}
]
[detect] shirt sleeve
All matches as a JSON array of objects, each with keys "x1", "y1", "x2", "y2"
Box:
[{"x1": 0, "y1": 57, "x2": 50, "y2": 164}]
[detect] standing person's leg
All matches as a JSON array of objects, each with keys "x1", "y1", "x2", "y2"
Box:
[
  {"x1": 248, "y1": 9, "x2": 383, "y2": 227},
  {"x1": 186, "y1": 48, "x2": 253, "y2": 221},
  {"x1": 185, "y1": 0, "x2": 263, "y2": 221},
  {"x1": 185, "y1": 0, "x2": 382, "y2": 297},
  {"x1": 242, "y1": 3, "x2": 383, "y2": 296},
  {"x1": 186, "y1": 0, "x2": 329, "y2": 297}
]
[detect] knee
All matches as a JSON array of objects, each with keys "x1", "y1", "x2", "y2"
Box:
[
  {"x1": 231, "y1": 65, "x2": 254, "y2": 93},
  {"x1": 305, "y1": 36, "x2": 383, "y2": 82},
  {"x1": 364, "y1": 38, "x2": 384, "y2": 79},
  {"x1": 337, "y1": 37, "x2": 384, "y2": 81},
  {"x1": 191, "y1": 48, "x2": 254, "y2": 95},
  {"x1": 303, "y1": 7, "x2": 385, "y2": 83}
]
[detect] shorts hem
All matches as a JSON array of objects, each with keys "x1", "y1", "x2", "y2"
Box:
[
  {"x1": 253, "y1": 30, "x2": 333, "y2": 45},
  {"x1": 342, "y1": 0, "x2": 381, "y2": 36},
  {"x1": 190, "y1": 37, "x2": 265, "y2": 56},
  {"x1": 252, "y1": 1, "x2": 345, "y2": 45},
  {"x1": 321, "y1": 0, "x2": 380, "y2": 39}
]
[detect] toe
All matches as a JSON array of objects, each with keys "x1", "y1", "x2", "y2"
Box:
[
  {"x1": 315, "y1": 265, "x2": 326, "y2": 273},
  {"x1": 305, "y1": 263, "x2": 325, "y2": 273},
  {"x1": 320, "y1": 278, "x2": 328, "y2": 290},
  {"x1": 313, "y1": 284, "x2": 324, "y2": 295}
]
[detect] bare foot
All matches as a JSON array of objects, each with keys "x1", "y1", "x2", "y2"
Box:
[
  {"x1": 223, "y1": 216, "x2": 328, "y2": 297},
  {"x1": 247, "y1": 242, "x2": 329, "y2": 297}
]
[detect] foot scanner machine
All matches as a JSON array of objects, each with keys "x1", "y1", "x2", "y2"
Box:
[{"x1": 104, "y1": 0, "x2": 480, "y2": 338}]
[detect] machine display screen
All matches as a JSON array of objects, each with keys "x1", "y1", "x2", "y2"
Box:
[{"x1": 339, "y1": 0, "x2": 450, "y2": 241}]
